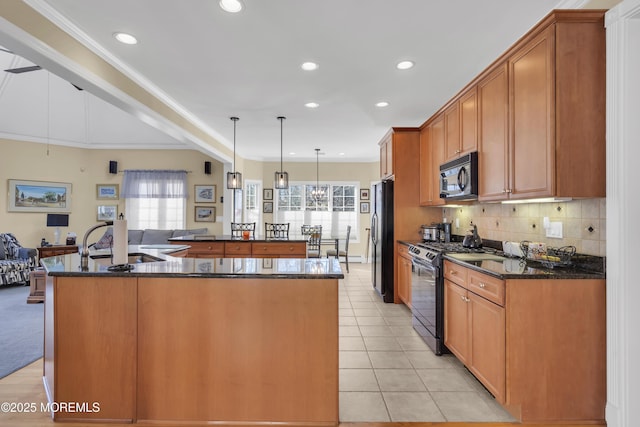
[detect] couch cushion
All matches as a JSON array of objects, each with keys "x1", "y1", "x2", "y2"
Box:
[
  {"x1": 128, "y1": 230, "x2": 144, "y2": 245},
  {"x1": 0, "y1": 241, "x2": 5, "y2": 260},
  {"x1": 141, "y1": 229, "x2": 174, "y2": 245},
  {"x1": 171, "y1": 228, "x2": 208, "y2": 238}
]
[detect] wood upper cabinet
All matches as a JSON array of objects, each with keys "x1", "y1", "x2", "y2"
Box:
[
  {"x1": 419, "y1": 125, "x2": 431, "y2": 206},
  {"x1": 430, "y1": 114, "x2": 445, "y2": 206},
  {"x1": 459, "y1": 87, "x2": 478, "y2": 157},
  {"x1": 379, "y1": 134, "x2": 393, "y2": 179},
  {"x1": 508, "y1": 26, "x2": 555, "y2": 200},
  {"x1": 478, "y1": 63, "x2": 509, "y2": 201},
  {"x1": 478, "y1": 12, "x2": 605, "y2": 201},
  {"x1": 443, "y1": 87, "x2": 478, "y2": 164},
  {"x1": 444, "y1": 102, "x2": 460, "y2": 161}
]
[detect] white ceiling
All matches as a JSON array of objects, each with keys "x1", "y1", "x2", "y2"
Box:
[{"x1": 1, "y1": 0, "x2": 573, "y2": 163}]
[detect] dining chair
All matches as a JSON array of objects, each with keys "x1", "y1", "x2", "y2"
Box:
[
  {"x1": 265, "y1": 222, "x2": 290, "y2": 239},
  {"x1": 301, "y1": 225, "x2": 322, "y2": 258},
  {"x1": 326, "y1": 225, "x2": 351, "y2": 272},
  {"x1": 230, "y1": 222, "x2": 256, "y2": 238}
]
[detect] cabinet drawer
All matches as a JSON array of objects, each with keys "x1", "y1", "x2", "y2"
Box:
[
  {"x1": 444, "y1": 260, "x2": 468, "y2": 287},
  {"x1": 186, "y1": 242, "x2": 224, "y2": 256},
  {"x1": 468, "y1": 270, "x2": 505, "y2": 306},
  {"x1": 224, "y1": 242, "x2": 252, "y2": 255},
  {"x1": 252, "y1": 242, "x2": 306, "y2": 257}
]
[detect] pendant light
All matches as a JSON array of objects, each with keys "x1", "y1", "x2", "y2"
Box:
[
  {"x1": 274, "y1": 116, "x2": 289, "y2": 189},
  {"x1": 226, "y1": 116, "x2": 242, "y2": 189},
  {"x1": 312, "y1": 148, "x2": 325, "y2": 205}
]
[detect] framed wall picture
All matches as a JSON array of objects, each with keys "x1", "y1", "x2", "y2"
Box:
[
  {"x1": 360, "y1": 201, "x2": 370, "y2": 214},
  {"x1": 8, "y1": 179, "x2": 72, "y2": 213},
  {"x1": 263, "y1": 188, "x2": 273, "y2": 200},
  {"x1": 360, "y1": 188, "x2": 369, "y2": 200},
  {"x1": 263, "y1": 201, "x2": 273, "y2": 213},
  {"x1": 262, "y1": 258, "x2": 273, "y2": 269},
  {"x1": 97, "y1": 205, "x2": 118, "y2": 221},
  {"x1": 194, "y1": 185, "x2": 216, "y2": 203},
  {"x1": 195, "y1": 206, "x2": 216, "y2": 222},
  {"x1": 96, "y1": 184, "x2": 119, "y2": 200}
]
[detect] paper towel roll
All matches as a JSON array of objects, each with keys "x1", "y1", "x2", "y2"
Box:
[{"x1": 113, "y1": 219, "x2": 128, "y2": 265}]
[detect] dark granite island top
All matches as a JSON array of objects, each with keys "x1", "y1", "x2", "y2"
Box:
[{"x1": 40, "y1": 245, "x2": 343, "y2": 279}]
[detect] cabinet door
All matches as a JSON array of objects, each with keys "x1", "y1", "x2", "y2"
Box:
[
  {"x1": 444, "y1": 102, "x2": 460, "y2": 161},
  {"x1": 397, "y1": 254, "x2": 412, "y2": 307},
  {"x1": 478, "y1": 63, "x2": 509, "y2": 201},
  {"x1": 380, "y1": 142, "x2": 387, "y2": 178},
  {"x1": 386, "y1": 138, "x2": 394, "y2": 177},
  {"x1": 460, "y1": 87, "x2": 478, "y2": 156},
  {"x1": 430, "y1": 114, "x2": 445, "y2": 206},
  {"x1": 419, "y1": 125, "x2": 432, "y2": 206},
  {"x1": 469, "y1": 292, "x2": 505, "y2": 403},
  {"x1": 509, "y1": 27, "x2": 555, "y2": 199},
  {"x1": 444, "y1": 280, "x2": 470, "y2": 365}
]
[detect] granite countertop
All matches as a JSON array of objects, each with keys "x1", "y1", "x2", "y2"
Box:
[
  {"x1": 443, "y1": 254, "x2": 605, "y2": 280},
  {"x1": 40, "y1": 245, "x2": 344, "y2": 279},
  {"x1": 169, "y1": 234, "x2": 308, "y2": 242}
]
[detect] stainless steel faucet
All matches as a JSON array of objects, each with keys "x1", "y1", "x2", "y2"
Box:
[{"x1": 80, "y1": 221, "x2": 113, "y2": 269}]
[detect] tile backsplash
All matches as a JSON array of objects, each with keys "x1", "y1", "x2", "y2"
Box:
[{"x1": 443, "y1": 198, "x2": 606, "y2": 256}]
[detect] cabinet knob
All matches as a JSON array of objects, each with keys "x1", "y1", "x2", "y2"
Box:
[
  {"x1": 450, "y1": 270, "x2": 456, "y2": 275},
  {"x1": 455, "y1": 149, "x2": 461, "y2": 154},
  {"x1": 479, "y1": 282, "x2": 486, "y2": 288},
  {"x1": 460, "y1": 295, "x2": 466, "y2": 301},
  {"x1": 465, "y1": 297, "x2": 471, "y2": 303}
]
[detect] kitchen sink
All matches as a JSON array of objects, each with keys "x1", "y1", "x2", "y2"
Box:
[
  {"x1": 90, "y1": 252, "x2": 164, "y2": 264},
  {"x1": 447, "y1": 253, "x2": 507, "y2": 262}
]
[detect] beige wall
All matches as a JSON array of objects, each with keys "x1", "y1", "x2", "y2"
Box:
[
  {"x1": 1, "y1": 138, "x2": 224, "y2": 248},
  {"x1": 443, "y1": 198, "x2": 606, "y2": 256}
]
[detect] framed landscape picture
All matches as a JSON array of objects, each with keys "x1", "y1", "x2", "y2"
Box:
[
  {"x1": 195, "y1": 185, "x2": 216, "y2": 203},
  {"x1": 360, "y1": 201, "x2": 370, "y2": 214},
  {"x1": 263, "y1": 201, "x2": 273, "y2": 213},
  {"x1": 8, "y1": 179, "x2": 72, "y2": 213},
  {"x1": 96, "y1": 184, "x2": 119, "y2": 200},
  {"x1": 195, "y1": 206, "x2": 216, "y2": 222},
  {"x1": 97, "y1": 205, "x2": 118, "y2": 221}
]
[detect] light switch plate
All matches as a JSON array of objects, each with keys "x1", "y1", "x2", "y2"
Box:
[{"x1": 546, "y1": 221, "x2": 563, "y2": 239}]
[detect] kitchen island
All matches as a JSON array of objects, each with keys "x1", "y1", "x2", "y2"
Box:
[{"x1": 40, "y1": 248, "x2": 342, "y2": 425}]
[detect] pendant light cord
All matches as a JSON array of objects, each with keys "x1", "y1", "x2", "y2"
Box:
[
  {"x1": 278, "y1": 116, "x2": 285, "y2": 172},
  {"x1": 231, "y1": 117, "x2": 239, "y2": 173}
]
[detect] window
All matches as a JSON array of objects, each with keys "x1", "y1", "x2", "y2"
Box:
[
  {"x1": 275, "y1": 182, "x2": 358, "y2": 240},
  {"x1": 244, "y1": 181, "x2": 261, "y2": 234},
  {"x1": 121, "y1": 170, "x2": 187, "y2": 229}
]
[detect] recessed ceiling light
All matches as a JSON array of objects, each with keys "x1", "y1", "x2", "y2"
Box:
[
  {"x1": 219, "y1": 0, "x2": 242, "y2": 13},
  {"x1": 339, "y1": 152, "x2": 345, "y2": 156},
  {"x1": 396, "y1": 60, "x2": 414, "y2": 70},
  {"x1": 289, "y1": 152, "x2": 296, "y2": 155},
  {"x1": 305, "y1": 102, "x2": 319, "y2": 109},
  {"x1": 301, "y1": 62, "x2": 318, "y2": 71},
  {"x1": 113, "y1": 32, "x2": 138, "y2": 45},
  {"x1": 376, "y1": 101, "x2": 389, "y2": 107}
]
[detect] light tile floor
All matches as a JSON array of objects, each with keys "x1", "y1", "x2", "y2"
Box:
[{"x1": 338, "y1": 263, "x2": 516, "y2": 422}]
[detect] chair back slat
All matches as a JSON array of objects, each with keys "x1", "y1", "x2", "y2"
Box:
[
  {"x1": 265, "y1": 223, "x2": 290, "y2": 238},
  {"x1": 231, "y1": 222, "x2": 256, "y2": 238}
]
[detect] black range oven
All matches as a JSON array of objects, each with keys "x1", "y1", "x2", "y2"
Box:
[{"x1": 408, "y1": 243, "x2": 447, "y2": 355}]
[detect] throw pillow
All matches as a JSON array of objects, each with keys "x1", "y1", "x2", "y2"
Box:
[
  {"x1": 93, "y1": 228, "x2": 114, "y2": 249},
  {"x1": 140, "y1": 229, "x2": 173, "y2": 245}
]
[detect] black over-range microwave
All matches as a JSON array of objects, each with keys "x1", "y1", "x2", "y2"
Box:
[{"x1": 439, "y1": 151, "x2": 478, "y2": 201}]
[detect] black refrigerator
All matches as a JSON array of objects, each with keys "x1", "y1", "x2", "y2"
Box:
[{"x1": 371, "y1": 180, "x2": 394, "y2": 303}]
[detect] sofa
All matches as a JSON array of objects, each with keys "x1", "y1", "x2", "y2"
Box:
[
  {"x1": 0, "y1": 233, "x2": 37, "y2": 286},
  {"x1": 93, "y1": 227, "x2": 208, "y2": 249}
]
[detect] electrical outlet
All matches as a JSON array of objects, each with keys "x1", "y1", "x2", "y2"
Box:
[{"x1": 546, "y1": 221, "x2": 563, "y2": 239}]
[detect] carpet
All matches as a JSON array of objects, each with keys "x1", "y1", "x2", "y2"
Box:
[{"x1": 0, "y1": 284, "x2": 43, "y2": 379}]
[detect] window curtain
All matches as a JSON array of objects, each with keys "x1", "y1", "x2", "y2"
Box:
[{"x1": 121, "y1": 170, "x2": 188, "y2": 198}]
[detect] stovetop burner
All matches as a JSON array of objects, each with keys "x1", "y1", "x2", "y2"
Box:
[{"x1": 409, "y1": 241, "x2": 501, "y2": 264}]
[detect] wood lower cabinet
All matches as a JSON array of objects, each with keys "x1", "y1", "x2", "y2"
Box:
[
  {"x1": 396, "y1": 244, "x2": 412, "y2": 307},
  {"x1": 443, "y1": 260, "x2": 605, "y2": 423},
  {"x1": 173, "y1": 241, "x2": 306, "y2": 258}
]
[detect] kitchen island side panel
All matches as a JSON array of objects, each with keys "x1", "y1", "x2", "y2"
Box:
[{"x1": 136, "y1": 277, "x2": 339, "y2": 424}]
